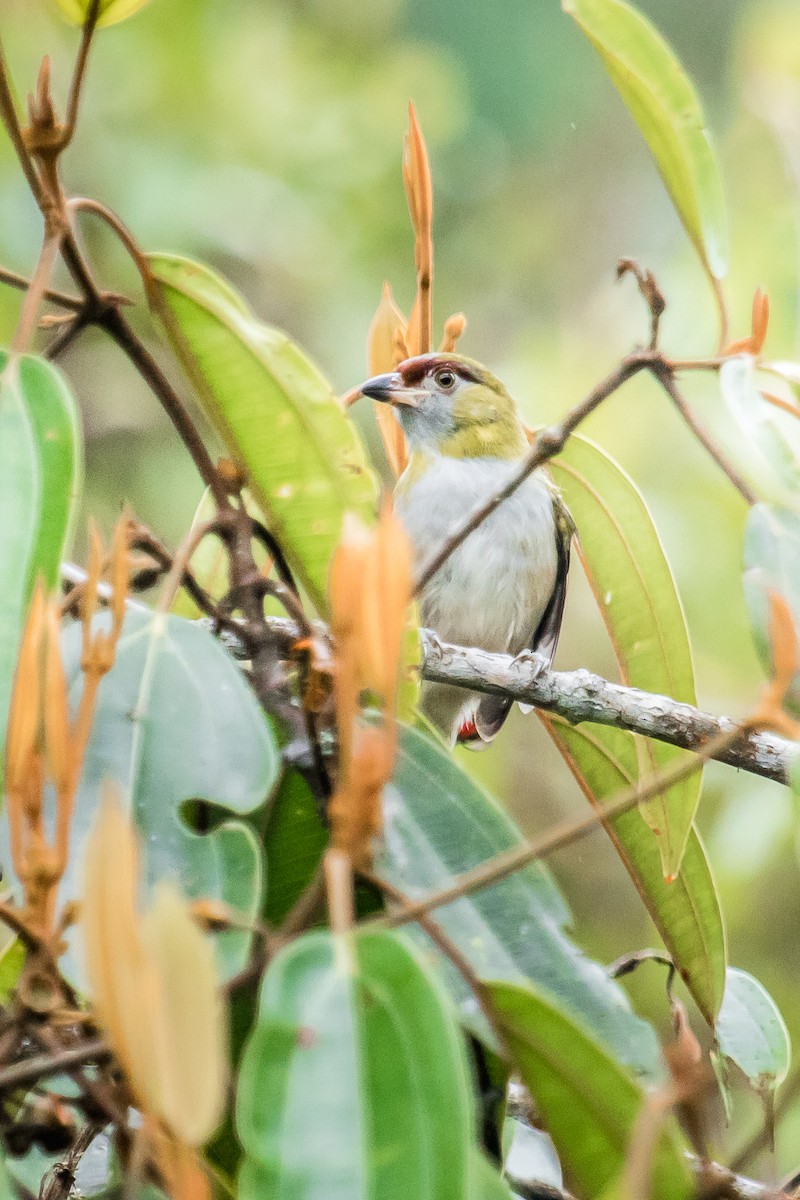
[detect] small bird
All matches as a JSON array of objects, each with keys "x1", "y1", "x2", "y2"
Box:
[{"x1": 360, "y1": 353, "x2": 574, "y2": 747}]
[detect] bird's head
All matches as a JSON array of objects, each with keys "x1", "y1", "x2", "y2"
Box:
[{"x1": 359, "y1": 353, "x2": 528, "y2": 459}]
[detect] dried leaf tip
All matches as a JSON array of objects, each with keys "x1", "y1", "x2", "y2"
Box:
[
  {"x1": 328, "y1": 503, "x2": 413, "y2": 869},
  {"x1": 750, "y1": 589, "x2": 800, "y2": 738},
  {"x1": 440, "y1": 313, "x2": 467, "y2": 354},
  {"x1": 403, "y1": 102, "x2": 433, "y2": 355},
  {"x1": 722, "y1": 287, "x2": 770, "y2": 357},
  {"x1": 83, "y1": 786, "x2": 228, "y2": 1145}
]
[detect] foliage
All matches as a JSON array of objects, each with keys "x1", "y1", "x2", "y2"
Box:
[{"x1": 0, "y1": 0, "x2": 798, "y2": 1198}]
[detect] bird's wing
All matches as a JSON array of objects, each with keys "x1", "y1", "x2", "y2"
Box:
[
  {"x1": 468, "y1": 491, "x2": 574, "y2": 746},
  {"x1": 529, "y1": 490, "x2": 575, "y2": 665}
]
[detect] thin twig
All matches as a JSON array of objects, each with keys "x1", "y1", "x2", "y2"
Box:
[
  {"x1": 651, "y1": 365, "x2": 757, "y2": 505},
  {"x1": 68, "y1": 197, "x2": 149, "y2": 277},
  {"x1": 44, "y1": 312, "x2": 89, "y2": 360},
  {"x1": 361, "y1": 868, "x2": 508, "y2": 1048},
  {"x1": 0, "y1": 1039, "x2": 110, "y2": 1093},
  {"x1": 729, "y1": 1068, "x2": 800, "y2": 1174},
  {"x1": 11, "y1": 228, "x2": 65, "y2": 353},
  {"x1": 368, "y1": 726, "x2": 745, "y2": 930},
  {"x1": 413, "y1": 351, "x2": 652, "y2": 593},
  {"x1": 0, "y1": 37, "x2": 44, "y2": 204},
  {"x1": 0, "y1": 265, "x2": 84, "y2": 311},
  {"x1": 63, "y1": 0, "x2": 102, "y2": 145},
  {"x1": 100, "y1": 306, "x2": 229, "y2": 507}
]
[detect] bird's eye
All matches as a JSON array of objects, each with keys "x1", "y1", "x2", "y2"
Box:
[{"x1": 434, "y1": 369, "x2": 457, "y2": 390}]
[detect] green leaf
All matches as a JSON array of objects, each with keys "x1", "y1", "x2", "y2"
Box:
[
  {"x1": 0, "y1": 353, "x2": 81, "y2": 761},
  {"x1": 562, "y1": 0, "x2": 728, "y2": 281},
  {"x1": 146, "y1": 255, "x2": 377, "y2": 616},
  {"x1": 53, "y1": 0, "x2": 153, "y2": 27},
  {"x1": 549, "y1": 433, "x2": 699, "y2": 879},
  {"x1": 716, "y1": 968, "x2": 791, "y2": 1092},
  {"x1": 236, "y1": 928, "x2": 474, "y2": 1199},
  {"x1": 721, "y1": 357, "x2": 800, "y2": 502},
  {"x1": 743, "y1": 503, "x2": 800, "y2": 712},
  {"x1": 542, "y1": 717, "x2": 725, "y2": 1023},
  {"x1": 471, "y1": 1151, "x2": 515, "y2": 1200},
  {"x1": 57, "y1": 610, "x2": 278, "y2": 978},
  {"x1": 263, "y1": 768, "x2": 327, "y2": 926},
  {"x1": 378, "y1": 725, "x2": 662, "y2": 1080},
  {"x1": 487, "y1": 980, "x2": 692, "y2": 1200}
]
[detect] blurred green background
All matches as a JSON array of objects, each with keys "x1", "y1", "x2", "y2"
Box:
[{"x1": 2, "y1": 0, "x2": 800, "y2": 1171}]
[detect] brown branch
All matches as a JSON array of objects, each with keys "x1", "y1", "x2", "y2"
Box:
[
  {"x1": 368, "y1": 725, "x2": 746, "y2": 930},
  {"x1": 420, "y1": 636, "x2": 794, "y2": 784},
  {"x1": 413, "y1": 351, "x2": 653, "y2": 594},
  {"x1": 99, "y1": 306, "x2": 229, "y2": 508},
  {"x1": 11, "y1": 226, "x2": 65, "y2": 353},
  {"x1": 0, "y1": 38, "x2": 44, "y2": 205},
  {"x1": 651, "y1": 364, "x2": 757, "y2": 505},
  {"x1": 63, "y1": 0, "x2": 102, "y2": 146},
  {"x1": 0, "y1": 265, "x2": 84, "y2": 312},
  {"x1": 0, "y1": 1038, "x2": 110, "y2": 1093}
]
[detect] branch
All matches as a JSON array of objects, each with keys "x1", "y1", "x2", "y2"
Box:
[
  {"x1": 198, "y1": 615, "x2": 797, "y2": 784},
  {"x1": 421, "y1": 636, "x2": 795, "y2": 784},
  {"x1": 0, "y1": 1038, "x2": 110, "y2": 1092}
]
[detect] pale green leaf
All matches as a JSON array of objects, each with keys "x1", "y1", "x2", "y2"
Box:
[
  {"x1": 562, "y1": 0, "x2": 728, "y2": 280},
  {"x1": 146, "y1": 254, "x2": 377, "y2": 616},
  {"x1": 487, "y1": 980, "x2": 692, "y2": 1200},
  {"x1": 549, "y1": 433, "x2": 699, "y2": 879},
  {"x1": 53, "y1": 0, "x2": 153, "y2": 27},
  {"x1": 55, "y1": 610, "x2": 278, "y2": 978},
  {"x1": 743, "y1": 503, "x2": 800, "y2": 712},
  {"x1": 378, "y1": 726, "x2": 662, "y2": 1079},
  {"x1": 716, "y1": 967, "x2": 791, "y2": 1091},
  {"x1": 0, "y1": 353, "x2": 81, "y2": 762},
  {"x1": 721, "y1": 356, "x2": 800, "y2": 502},
  {"x1": 542, "y1": 717, "x2": 725, "y2": 1023},
  {"x1": 236, "y1": 928, "x2": 474, "y2": 1200}
]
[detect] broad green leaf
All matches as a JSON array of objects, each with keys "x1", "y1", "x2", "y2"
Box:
[
  {"x1": 53, "y1": 0, "x2": 153, "y2": 27},
  {"x1": 263, "y1": 768, "x2": 327, "y2": 926},
  {"x1": 541, "y1": 717, "x2": 725, "y2": 1023},
  {"x1": 549, "y1": 434, "x2": 699, "y2": 878},
  {"x1": 743, "y1": 503, "x2": 800, "y2": 712},
  {"x1": 54, "y1": 610, "x2": 278, "y2": 978},
  {"x1": 562, "y1": 0, "x2": 728, "y2": 281},
  {"x1": 378, "y1": 725, "x2": 662, "y2": 1080},
  {"x1": 146, "y1": 255, "x2": 377, "y2": 616},
  {"x1": 487, "y1": 981, "x2": 692, "y2": 1200},
  {"x1": 0, "y1": 353, "x2": 81, "y2": 761},
  {"x1": 236, "y1": 928, "x2": 474, "y2": 1200},
  {"x1": 716, "y1": 968, "x2": 791, "y2": 1092},
  {"x1": 471, "y1": 1151, "x2": 515, "y2": 1200},
  {"x1": 721, "y1": 356, "x2": 800, "y2": 502}
]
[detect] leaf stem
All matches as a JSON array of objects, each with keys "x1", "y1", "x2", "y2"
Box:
[{"x1": 368, "y1": 725, "x2": 745, "y2": 930}]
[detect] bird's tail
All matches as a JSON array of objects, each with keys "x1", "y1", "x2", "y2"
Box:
[{"x1": 419, "y1": 681, "x2": 512, "y2": 750}]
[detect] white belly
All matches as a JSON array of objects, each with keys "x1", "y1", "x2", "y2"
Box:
[{"x1": 396, "y1": 456, "x2": 558, "y2": 654}]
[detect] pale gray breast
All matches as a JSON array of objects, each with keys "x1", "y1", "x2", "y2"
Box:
[{"x1": 395, "y1": 456, "x2": 558, "y2": 654}]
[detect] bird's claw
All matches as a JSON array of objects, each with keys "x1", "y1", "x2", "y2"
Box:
[{"x1": 511, "y1": 648, "x2": 550, "y2": 679}]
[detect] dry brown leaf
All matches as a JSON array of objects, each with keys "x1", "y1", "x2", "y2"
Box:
[
  {"x1": 141, "y1": 883, "x2": 228, "y2": 1145},
  {"x1": 367, "y1": 282, "x2": 410, "y2": 476},
  {"x1": 83, "y1": 788, "x2": 227, "y2": 1145}
]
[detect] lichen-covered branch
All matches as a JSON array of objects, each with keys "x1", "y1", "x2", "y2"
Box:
[{"x1": 421, "y1": 636, "x2": 795, "y2": 784}]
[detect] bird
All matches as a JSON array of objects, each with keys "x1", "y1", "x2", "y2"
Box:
[{"x1": 359, "y1": 352, "x2": 574, "y2": 748}]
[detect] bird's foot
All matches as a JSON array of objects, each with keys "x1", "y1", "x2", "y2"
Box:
[
  {"x1": 422, "y1": 629, "x2": 447, "y2": 656},
  {"x1": 510, "y1": 648, "x2": 550, "y2": 680}
]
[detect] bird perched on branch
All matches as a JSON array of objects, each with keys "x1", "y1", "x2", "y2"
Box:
[{"x1": 360, "y1": 353, "x2": 574, "y2": 748}]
